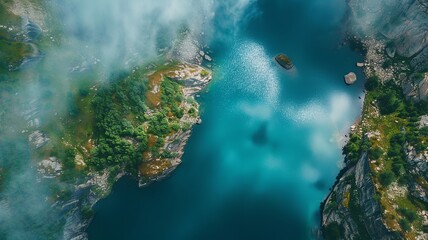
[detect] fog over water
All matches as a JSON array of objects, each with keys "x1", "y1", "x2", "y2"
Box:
[{"x1": 0, "y1": 0, "x2": 367, "y2": 239}]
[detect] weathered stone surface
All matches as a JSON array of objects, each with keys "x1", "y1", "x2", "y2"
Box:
[
  {"x1": 410, "y1": 182, "x2": 428, "y2": 203},
  {"x1": 411, "y1": 46, "x2": 428, "y2": 72},
  {"x1": 418, "y1": 74, "x2": 428, "y2": 101},
  {"x1": 348, "y1": 0, "x2": 428, "y2": 68},
  {"x1": 28, "y1": 130, "x2": 49, "y2": 149},
  {"x1": 322, "y1": 167, "x2": 360, "y2": 240},
  {"x1": 419, "y1": 115, "x2": 428, "y2": 128},
  {"x1": 344, "y1": 72, "x2": 357, "y2": 85},
  {"x1": 354, "y1": 153, "x2": 395, "y2": 239},
  {"x1": 38, "y1": 157, "x2": 63, "y2": 178},
  {"x1": 322, "y1": 153, "x2": 396, "y2": 239}
]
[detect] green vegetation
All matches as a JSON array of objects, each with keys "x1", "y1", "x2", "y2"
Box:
[
  {"x1": 83, "y1": 65, "x2": 190, "y2": 176},
  {"x1": 0, "y1": 2, "x2": 36, "y2": 73},
  {"x1": 365, "y1": 76, "x2": 380, "y2": 91},
  {"x1": 368, "y1": 146, "x2": 383, "y2": 160},
  {"x1": 275, "y1": 53, "x2": 293, "y2": 69},
  {"x1": 399, "y1": 219, "x2": 411, "y2": 232},
  {"x1": 336, "y1": 69, "x2": 428, "y2": 237},
  {"x1": 160, "y1": 76, "x2": 184, "y2": 119},
  {"x1": 87, "y1": 71, "x2": 149, "y2": 173},
  {"x1": 28, "y1": 61, "x2": 195, "y2": 183},
  {"x1": 379, "y1": 171, "x2": 395, "y2": 187},
  {"x1": 323, "y1": 222, "x2": 344, "y2": 240},
  {"x1": 343, "y1": 133, "x2": 362, "y2": 165},
  {"x1": 201, "y1": 69, "x2": 209, "y2": 77},
  {"x1": 81, "y1": 205, "x2": 94, "y2": 220},
  {"x1": 397, "y1": 208, "x2": 418, "y2": 223},
  {"x1": 0, "y1": 40, "x2": 33, "y2": 70},
  {"x1": 377, "y1": 89, "x2": 403, "y2": 115}
]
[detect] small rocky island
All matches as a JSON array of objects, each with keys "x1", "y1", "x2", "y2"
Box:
[{"x1": 275, "y1": 53, "x2": 294, "y2": 70}]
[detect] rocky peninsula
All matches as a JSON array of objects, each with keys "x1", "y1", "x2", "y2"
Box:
[
  {"x1": 23, "y1": 60, "x2": 213, "y2": 240},
  {"x1": 60, "y1": 62, "x2": 213, "y2": 239},
  {"x1": 0, "y1": 1, "x2": 214, "y2": 239}
]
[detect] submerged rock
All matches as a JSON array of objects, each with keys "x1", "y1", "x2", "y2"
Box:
[
  {"x1": 344, "y1": 72, "x2": 357, "y2": 85},
  {"x1": 275, "y1": 53, "x2": 294, "y2": 70},
  {"x1": 252, "y1": 123, "x2": 268, "y2": 145},
  {"x1": 204, "y1": 54, "x2": 212, "y2": 62}
]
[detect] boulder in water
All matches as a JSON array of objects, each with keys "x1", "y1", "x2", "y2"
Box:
[
  {"x1": 275, "y1": 53, "x2": 294, "y2": 70},
  {"x1": 344, "y1": 72, "x2": 357, "y2": 85}
]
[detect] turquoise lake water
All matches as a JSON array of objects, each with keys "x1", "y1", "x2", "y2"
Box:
[{"x1": 88, "y1": 0, "x2": 365, "y2": 239}]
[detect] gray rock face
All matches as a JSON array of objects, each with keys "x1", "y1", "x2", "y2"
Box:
[
  {"x1": 406, "y1": 144, "x2": 428, "y2": 172},
  {"x1": 322, "y1": 153, "x2": 397, "y2": 239},
  {"x1": 344, "y1": 72, "x2": 357, "y2": 85},
  {"x1": 322, "y1": 167, "x2": 360, "y2": 239},
  {"x1": 28, "y1": 130, "x2": 49, "y2": 149},
  {"x1": 411, "y1": 46, "x2": 428, "y2": 72},
  {"x1": 419, "y1": 75, "x2": 428, "y2": 101},
  {"x1": 410, "y1": 182, "x2": 428, "y2": 203},
  {"x1": 348, "y1": 0, "x2": 428, "y2": 68},
  {"x1": 354, "y1": 153, "x2": 394, "y2": 239}
]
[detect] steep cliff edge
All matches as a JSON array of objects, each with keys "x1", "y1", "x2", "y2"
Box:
[
  {"x1": 322, "y1": 0, "x2": 428, "y2": 239},
  {"x1": 322, "y1": 153, "x2": 398, "y2": 239}
]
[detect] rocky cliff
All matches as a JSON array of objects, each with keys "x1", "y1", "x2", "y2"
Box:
[
  {"x1": 322, "y1": 153, "x2": 398, "y2": 239},
  {"x1": 322, "y1": 0, "x2": 428, "y2": 239}
]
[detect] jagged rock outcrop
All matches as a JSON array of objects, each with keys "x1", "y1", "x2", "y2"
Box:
[
  {"x1": 322, "y1": 153, "x2": 396, "y2": 239},
  {"x1": 354, "y1": 153, "x2": 395, "y2": 239},
  {"x1": 322, "y1": 167, "x2": 359, "y2": 239}
]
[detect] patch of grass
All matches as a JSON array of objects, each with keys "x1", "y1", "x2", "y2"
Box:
[
  {"x1": 343, "y1": 189, "x2": 351, "y2": 208},
  {"x1": 399, "y1": 219, "x2": 411, "y2": 232}
]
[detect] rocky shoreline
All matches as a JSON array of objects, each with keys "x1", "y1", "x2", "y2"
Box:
[
  {"x1": 60, "y1": 62, "x2": 213, "y2": 240},
  {"x1": 138, "y1": 63, "x2": 212, "y2": 186},
  {"x1": 321, "y1": 0, "x2": 428, "y2": 238}
]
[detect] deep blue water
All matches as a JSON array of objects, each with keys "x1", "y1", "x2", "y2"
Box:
[{"x1": 88, "y1": 0, "x2": 365, "y2": 239}]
